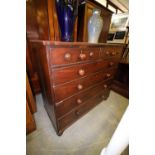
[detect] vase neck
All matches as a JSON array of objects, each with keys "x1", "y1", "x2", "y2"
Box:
[{"x1": 93, "y1": 9, "x2": 101, "y2": 16}]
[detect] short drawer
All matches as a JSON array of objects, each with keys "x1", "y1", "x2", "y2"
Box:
[
  {"x1": 55, "y1": 80, "x2": 112, "y2": 119},
  {"x1": 100, "y1": 46, "x2": 123, "y2": 59},
  {"x1": 52, "y1": 60, "x2": 117, "y2": 85},
  {"x1": 57, "y1": 88, "x2": 110, "y2": 130},
  {"x1": 50, "y1": 48, "x2": 100, "y2": 66},
  {"x1": 53, "y1": 69, "x2": 116, "y2": 102}
]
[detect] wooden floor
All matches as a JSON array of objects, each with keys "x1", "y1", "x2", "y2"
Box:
[{"x1": 27, "y1": 91, "x2": 129, "y2": 155}]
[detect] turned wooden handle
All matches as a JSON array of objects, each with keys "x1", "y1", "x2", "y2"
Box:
[
  {"x1": 79, "y1": 53, "x2": 86, "y2": 60},
  {"x1": 104, "y1": 84, "x2": 108, "y2": 89},
  {"x1": 106, "y1": 73, "x2": 111, "y2": 78},
  {"x1": 77, "y1": 99, "x2": 82, "y2": 104},
  {"x1": 64, "y1": 53, "x2": 71, "y2": 61},
  {"x1": 75, "y1": 110, "x2": 80, "y2": 116},
  {"x1": 109, "y1": 62, "x2": 114, "y2": 66},
  {"x1": 101, "y1": 95, "x2": 106, "y2": 99},
  {"x1": 78, "y1": 69, "x2": 85, "y2": 76},
  {"x1": 106, "y1": 51, "x2": 110, "y2": 55},
  {"x1": 89, "y1": 52, "x2": 94, "y2": 57},
  {"x1": 77, "y1": 84, "x2": 83, "y2": 90},
  {"x1": 111, "y1": 51, "x2": 116, "y2": 56}
]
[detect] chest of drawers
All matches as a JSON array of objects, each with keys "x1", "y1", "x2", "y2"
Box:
[{"x1": 31, "y1": 41, "x2": 124, "y2": 136}]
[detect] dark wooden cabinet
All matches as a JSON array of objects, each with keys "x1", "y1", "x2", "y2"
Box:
[
  {"x1": 31, "y1": 41, "x2": 124, "y2": 136},
  {"x1": 77, "y1": 0, "x2": 112, "y2": 42}
]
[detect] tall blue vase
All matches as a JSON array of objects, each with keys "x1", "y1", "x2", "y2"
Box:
[{"x1": 56, "y1": 0, "x2": 77, "y2": 42}]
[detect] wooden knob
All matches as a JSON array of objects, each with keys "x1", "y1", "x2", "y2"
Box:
[
  {"x1": 79, "y1": 53, "x2": 86, "y2": 60},
  {"x1": 77, "y1": 99, "x2": 82, "y2": 104},
  {"x1": 111, "y1": 51, "x2": 116, "y2": 56},
  {"x1": 104, "y1": 84, "x2": 108, "y2": 89},
  {"x1": 75, "y1": 110, "x2": 80, "y2": 116},
  {"x1": 109, "y1": 62, "x2": 114, "y2": 66},
  {"x1": 106, "y1": 73, "x2": 111, "y2": 78},
  {"x1": 89, "y1": 52, "x2": 94, "y2": 57},
  {"x1": 64, "y1": 53, "x2": 71, "y2": 61},
  {"x1": 78, "y1": 69, "x2": 85, "y2": 76},
  {"x1": 77, "y1": 84, "x2": 83, "y2": 90},
  {"x1": 106, "y1": 51, "x2": 110, "y2": 55},
  {"x1": 101, "y1": 95, "x2": 106, "y2": 99}
]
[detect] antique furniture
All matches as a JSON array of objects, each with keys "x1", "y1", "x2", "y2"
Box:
[
  {"x1": 111, "y1": 27, "x2": 129, "y2": 98},
  {"x1": 26, "y1": 0, "x2": 78, "y2": 94},
  {"x1": 77, "y1": 0, "x2": 112, "y2": 42},
  {"x1": 26, "y1": 73, "x2": 37, "y2": 134},
  {"x1": 31, "y1": 41, "x2": 124, "y2": 136}
]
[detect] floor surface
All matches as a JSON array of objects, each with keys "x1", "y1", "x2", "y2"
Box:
[{"x1": 26, "y1": 91, "x2": 129, "y2": 155}]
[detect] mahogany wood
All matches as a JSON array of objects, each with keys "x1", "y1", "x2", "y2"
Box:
[
  {"x1": 52, "y1": 60, "x2": 118, "y2": 85},
  {"x1": 26, "y1": 0, "x2": 78, "y2": 94},
  {"x1": 53, "y1": 69, "x2": 116, "y2": 102},
  {"x1": 31, "y1": 41, "x2": 123, "y2": 135},
  {"x1": 55, "y1": 79, "x2": 112, "y2": 118}
]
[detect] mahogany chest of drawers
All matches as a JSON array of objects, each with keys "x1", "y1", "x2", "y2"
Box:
[{"x1": 31, "y1": 41, "x2": 124, "y2": 136}]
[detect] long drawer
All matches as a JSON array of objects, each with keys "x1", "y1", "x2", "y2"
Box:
[
  {"x1": 55, "y1": 79, "x2": 112, "y2": 119},
  {"x1": 52, "y1": 59, "x2": 117, "y2": 85},
  {"x1": 50, "y1": 47, "x2": 100, "y2": 66},
  {"x1": 53, "y1": 69, "x2": 116, "y2": 102},
  {"x1": 57, "y1": 88, "x2": 110, "y2": 130}
]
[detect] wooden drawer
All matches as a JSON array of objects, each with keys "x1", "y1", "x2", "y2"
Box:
[
  {"x1": 55, "y1": 80, "x2": 112, "y2": 118},
  {"x1": 52, "y1": 60, "x2": 117, "y2": 85},
  {"x1": 100, "y1": 46, "x2": 123, "y2": 59},
  {"x1": 50, "y1": 47, "x2": 100, "y2": 66},
  {"x1": 58, "y1": 88, "x2": 110, "y2": 130},
  {"x1": 53, "y1": 69, "x2": 116, "y2": 102}
]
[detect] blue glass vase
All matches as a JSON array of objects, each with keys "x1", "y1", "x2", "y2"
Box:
[{"x1": 56, "y1": 0, "x2": 78, "y2": 42}]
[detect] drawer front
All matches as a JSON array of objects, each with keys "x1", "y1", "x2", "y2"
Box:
[
  {"x1": 52, "y1": 60, "x2": 117, "y2": 85},
  {"x1": 53, "y1": 69, "x2": 116, "y2": 102},
  {"x1": 100, "y1": 46, "x2": 123, "y2": 59},
  {"x1": 57, "y1": 88, "x2": 110, "y2": 130},
  {"x1": 55, "y1": 80, "x2": 112, "y2": 119},
  {"x1": 50, "y1": 48, "x2": 100, "y2": 66}
]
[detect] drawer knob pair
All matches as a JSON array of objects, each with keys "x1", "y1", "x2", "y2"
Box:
[
  {"x1": 106, "y1": 51, "x2": 116, "y2": 56},
  {"x1": 77, "y1": 84, "x2": 83, "y2": 90},
  {"x1": 77, "y1": 99, "x2": 82, "y2": 104},
  {"x1": 64, "y1": 53, "x2": 71, "y2": 61},
  {"x1": 78, "y1": 69, "x2": 85, "y2": 76}
]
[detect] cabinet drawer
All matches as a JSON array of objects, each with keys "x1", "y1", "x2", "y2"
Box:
[
  {"x1": 52, "y1": 60, "x2": 117, "y2": 85},
  {"x1": 100, "y1": 46, "x2": 123, "y2": 59},
  {"x1": 55, "y1": 80, "x2": 112, "y2": 118},
  {"x1": 58, "y1": 88, "x2": 110, "y2": 130},
  {"x1": 50, "y1": 48, "x2": 100, "y2": 66},
  {"x1": 53, "y1": 69, "x2": 116, "y2": 102}
]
